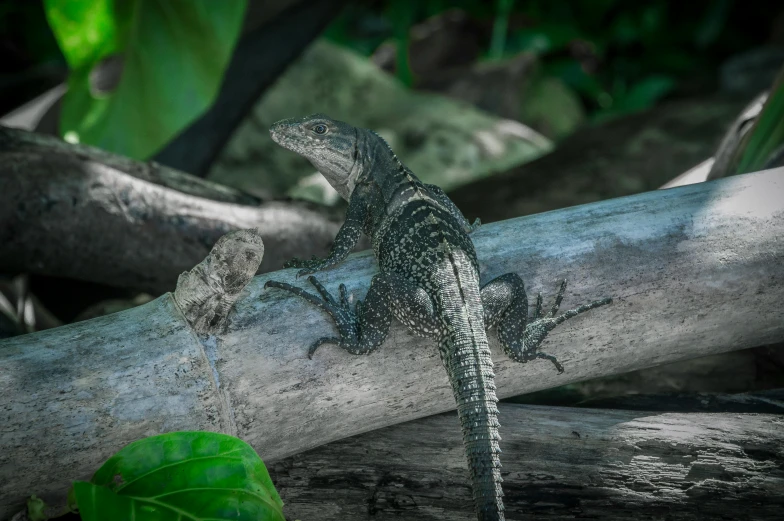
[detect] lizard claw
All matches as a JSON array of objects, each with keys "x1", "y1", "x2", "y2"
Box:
[
  {"x1": 308, "y1": 276, "x2": 336, "y2": 305},
  {"x1": 515, "y1": 279, "x2": 612, "y2": 373},
  {"x1": 338, "y1": 284, "x2": 351, "y2": 308}
]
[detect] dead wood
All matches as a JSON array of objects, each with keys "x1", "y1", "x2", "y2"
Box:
[
  {"x1": 272, "y1": 401, "x2": 784, "y2": 520},
  {"x1": 0, "y1": 126, "x2": 342, "y2": 295},
  {"x1": 1, "y1": 168, "x2": 782, "y2": 517}
]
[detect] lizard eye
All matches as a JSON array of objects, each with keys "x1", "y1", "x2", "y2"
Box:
[{"x1": 312, "y1": 124, "x2": 328, "y2": 135}]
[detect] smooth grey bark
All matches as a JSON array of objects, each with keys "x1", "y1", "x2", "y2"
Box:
[
  {"x1": 1, "y1": 168, "x2": 783, "y2": 518},
  {"x1": 0, "y1": 126, "x2": 341, "y2": 294},
  {"x1": 271, "y1": 402, "x2": 784, "y2": 520}
]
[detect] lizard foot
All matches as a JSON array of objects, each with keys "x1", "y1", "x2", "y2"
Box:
[
  {"x1": 265, "y1": 276, "x2": 361, "y2": 358},
  {"x1": 518, "y1": 280, "x2": 612, "y2": 373}
]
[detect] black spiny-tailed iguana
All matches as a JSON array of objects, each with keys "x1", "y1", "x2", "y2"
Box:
[{"x1": 265, "y1": 114, "x2": 612, "y2": 520}]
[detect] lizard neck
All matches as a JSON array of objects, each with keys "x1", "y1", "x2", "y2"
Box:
[{"x1": 357, "y1": 129, "x2": 423, "y2": 209}]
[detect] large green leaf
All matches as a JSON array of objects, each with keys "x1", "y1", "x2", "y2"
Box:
[
  {"x1": 44, "y1": 0, "x2": 247, "y2": 160},
  {"x1": 72, "y1": 431, "x2": 285, "y2": 521}
]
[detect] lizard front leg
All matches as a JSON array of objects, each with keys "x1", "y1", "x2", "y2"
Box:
[
  {"x1": 265, "y1": 272, "x2": 438, "y2": 358},
  {"x1": 481, "y1": 273, "x2": 611, "y2": 373},
  {"x1": 285, "y1": 192, "x2": 366, "y2": 277}
]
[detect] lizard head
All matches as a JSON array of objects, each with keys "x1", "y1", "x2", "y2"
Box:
[{"x1": 270, "y1": 114, "x2": 360, "y2": 200}]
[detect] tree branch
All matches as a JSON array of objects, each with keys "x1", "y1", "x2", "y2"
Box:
[
  {"x1": 1, "y1": 168, "x2": 783, "y2": 517},
  {"x1": 272, "y1": 401, "x2": 784, "y2": 520},
  {"x1": 0, "y1": 125, "x2": 342, "y2": 294}
]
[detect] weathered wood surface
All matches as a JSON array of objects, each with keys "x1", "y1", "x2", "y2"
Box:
[
  {"x1": 0, "y1": 126, "x2": 341, "y2": 294},
  {"x1": 271, "y1": 402, "x2": 784, "y2": 520},
  {"x1": 1, "y1": 168, "x2": 783, "y2": 517}
]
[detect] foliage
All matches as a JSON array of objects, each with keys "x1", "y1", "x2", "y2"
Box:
[
  {"x1": 735, "y1": 67, "x2": 784, "y2": 174},
  {"x1": 488, "y1": 0, "x2": 515, "y2": 59},
  {"x1": 43, "y1": 0, "x2": 247, "y2": 160},
  {"x1": 69, "y1": 431, "x2": 284, "y2": 521},
  {"x1": 324, "y1": 0, "x2": 764, "y2": 124}
]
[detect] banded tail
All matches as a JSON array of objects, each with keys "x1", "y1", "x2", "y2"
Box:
[{"x1": 437, "y1": 253, "x2": 505, "y2": 521}]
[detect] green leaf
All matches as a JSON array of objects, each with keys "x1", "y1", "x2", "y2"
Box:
[
  {"x1": 695, "y1": 0, "x2": 731, "y2": 48},
  {"x1": 520, "y1": 75, "x2": 586, "y2": 139},
  {"x1": 488, "y1": 0, "x2": 515, "y2": 59},
  {"x1": 547, "y1": 59, "x2": 606, "y2": 100},
  {"x1": 386, "y1": 0, "x2": 414, "y2": 87},
  {"x1": 508, "y1": 24, "x2": 582, "y2": 55},
  {"x1": 26, "y1": 495, "x2": 47, "y2": 521},
  {"x1": 736, "y1": 67, "x2": 784, "y2": 174},
  {"x1": 44, "y1": 0, "x2": 247, "y2": 160},
  {"x1": 616, "y1": 74, "x2": 674, "y2": 111},
  {"x1": 72, "y1": 432, "x2": 285, "y2": 521},
  {"x1": 591, "y1": 74, "x2": 674, "y2": 122}
]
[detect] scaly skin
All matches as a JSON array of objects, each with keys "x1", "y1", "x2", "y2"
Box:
[{"x1": 264, "y1": 114, "x2": 612, "y2": 520}]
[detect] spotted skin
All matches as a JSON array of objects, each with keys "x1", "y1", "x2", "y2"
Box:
[{"x1": 264, "y1": 114, "x2": 612, "y2": 521}]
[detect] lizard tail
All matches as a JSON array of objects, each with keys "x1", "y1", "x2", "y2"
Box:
[
  {"x1": 436, "y1": 251, "x2": 504, "y2": 520},
  {"x1": 442, "y1": 335, "x2": 505, "y2": 521}
]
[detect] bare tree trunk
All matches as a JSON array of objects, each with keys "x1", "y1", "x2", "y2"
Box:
[
  {"x1": 271, "y1": 401, "x2": 784, "y2": 520},
  {"x1": 0, "y1": 126, "x2": 343, "y2": 294},
  {"x1": 1, "y1": 168, "x2": 783, "y2": 518}
]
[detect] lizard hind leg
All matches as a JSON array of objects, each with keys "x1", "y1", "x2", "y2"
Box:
[
  {"x1": 480, "y1": 273, "x2": 612, "y2": 374},
  {"x1": 265, "y1": 272, "x2": 439, "y2": 358}
]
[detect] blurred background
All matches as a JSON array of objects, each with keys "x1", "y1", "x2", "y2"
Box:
[{"x1": 1, "y1": 0, "x2": 783, "y2": 405}]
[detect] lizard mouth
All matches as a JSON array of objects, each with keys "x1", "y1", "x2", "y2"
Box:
[
  {"x1": 269, "y1": 124, "x2": 287, "y2": 147},
  {"x1": 269, "y1": 120, "x2": 300, "y2": 152}
]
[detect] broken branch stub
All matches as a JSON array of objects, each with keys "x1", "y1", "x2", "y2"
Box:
[{"x1": 174, "y1": 229, "x2": 265, "y2": 336}]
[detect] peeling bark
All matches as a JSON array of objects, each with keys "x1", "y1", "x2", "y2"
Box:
[
  {"x1": 0, "y1": 126, "x2": 341, "y2": 294},
  {"x1": 272, "y1": 402, "x2": 784, "y2": 520}
]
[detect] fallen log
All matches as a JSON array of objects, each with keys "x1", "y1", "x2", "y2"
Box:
[
  {"x1": 1, "y1": 168, "x2": 783, "y2": 517},
  {"x1": 271, "y1": 401, "x2": 784, "y2": 520},
  {"x1": 0, "y1": 126, "x2": 342, "y2": 294}
]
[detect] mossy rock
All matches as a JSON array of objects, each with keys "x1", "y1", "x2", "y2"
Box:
[{"x1": 209, "y1": 40, "x2": 551, "y2": 204}]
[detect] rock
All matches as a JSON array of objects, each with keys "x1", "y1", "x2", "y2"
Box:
[
  {"x1": 209, "y1": 40, "x2": 551, "y2": 204},
  {"x1": 449, "y1": 95, "x2": 749, "y2": 223},
  {"x1": 371, "y1": 10, "x2": 584, "y2": 139},
  {"x1": 720, "y1": 46, "x2": 784, "y2": 97}
]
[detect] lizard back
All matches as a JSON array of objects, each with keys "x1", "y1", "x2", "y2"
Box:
[{"x1": 367, "y1": 172, "x2": 505, "y2": 520}]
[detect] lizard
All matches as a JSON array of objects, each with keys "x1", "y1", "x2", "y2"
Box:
[{"x1": 264, "y1": 114, "x2": 612, "y2": 520}]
